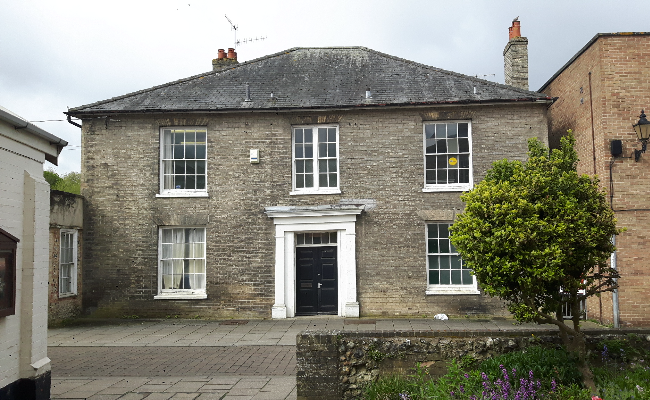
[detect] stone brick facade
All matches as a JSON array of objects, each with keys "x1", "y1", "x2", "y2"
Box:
[
  {"x1": 540, "y1": 33, "x2": 650, "y2": 326},
  {"x1": 79, "y1": 104, "x2": 548, "y2": 319}
]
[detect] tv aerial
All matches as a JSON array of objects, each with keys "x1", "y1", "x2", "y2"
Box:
[{"x1": 225, "y1": 14, "x2": 267, "y2": 48}]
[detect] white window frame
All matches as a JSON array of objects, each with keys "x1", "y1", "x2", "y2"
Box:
[
  {"x1": 291, "y1": 125, "x2": 341, "y2": 195},
  {"x1": 426, "y1": 223, "x2": 479, "y2": 295},
  {"x1": 422, "y1": 121, "x2": 473, "y2": 192},
  {"x1": 155, "y1": 227, "x2": 207, "y2": 300},
  {"x1": 59, "y1": 229, "x2": 78, "y2": 297},
  {"x1": 157, "y1": 127, "x2": 209, "y2": 198}
]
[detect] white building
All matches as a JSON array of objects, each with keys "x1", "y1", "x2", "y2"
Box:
[{"x1": 0, "y1": 106, "x2": 66, "y2": 399}]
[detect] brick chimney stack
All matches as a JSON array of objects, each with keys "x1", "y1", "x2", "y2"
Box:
[
  {"x1": 212, "y1": 48, "x2": 239, "y2": 71},
  {"x1": 503, "y1": 18, "x2": 529, "y2": 90}
]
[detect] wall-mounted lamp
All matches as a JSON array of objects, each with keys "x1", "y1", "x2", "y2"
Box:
[{"x1": 633, "y1": 110, "x2": 650, "y2": 161}]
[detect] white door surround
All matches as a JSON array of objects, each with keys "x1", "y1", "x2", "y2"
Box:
[{"x1": 264, "y1": 205, "x2": 364, "y2": 318}]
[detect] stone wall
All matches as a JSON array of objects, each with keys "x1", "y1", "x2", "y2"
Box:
[
  {"x1": 80, "y1": 104, "x2": 548, "y2": 319},
  {"x1": 296, "y1": 329, "x2": 650, "y2": 400}
]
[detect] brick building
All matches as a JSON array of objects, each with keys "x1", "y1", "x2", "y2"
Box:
[
  {"x1": 67, "y1": 43, "x2": 551, "y2": 319},
  {"x1": 540, "y1": 32, "x2": 650, "y2": 326}
]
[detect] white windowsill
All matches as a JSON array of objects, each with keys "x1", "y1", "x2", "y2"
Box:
[
  {"x1": 58, "y1": 293, "x2": 77, "y2": 298},
  {"x1": 290, "y1": 189, "x2": 341, "y2": 196},
  {"x1": 156, "y1": 192, "x2": 209, "y2": 198},
  {"x1": 422, "y1": 185, "x2": 472, "y2": 193},
  {"x1": 154, "y1": 292, "x2": 207, "y2": 300},
  {"x1": 426, "y1": 287, "x2": 480, "y2": 295}
]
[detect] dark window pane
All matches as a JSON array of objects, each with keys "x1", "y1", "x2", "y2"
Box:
[
  {"x1": 313, "y1": 235, "x2": 321, "y2": 244},
  {"x1": 439, "y1": 239, "x2": 450, "y2": 253},
  {"x1": 459, "y1": 138, "x2": 469, "y2": 153},
  {"x1": 439, "y1": 255, "x2": 450, "y2": 268},
  {"x1": 186, "y1": 175, "x2": 195, "y2": 189},
  {"x1": 437, "y1": 155, "x2": 447, "y2": 168},
  {"x1": 437, "y1": 170, "x2": 447, "y2": 184},
  {"x1": 196, "y1": 131, "x2": 206, "y2": 143},
  {"x1": 295, "y1": 129, "x2": 303, "y2": 143},
  {"x1": 439, "y1": 224, "x2": 449, "y2": 238},
  {"x1": 304, "y1": 129, "x2": 312, "y2": 143},
  {"x1": 196, "y1": 145, "x2": 206, "y2": 159},
  {"x1": 319, "y1": 143, "x2": 327, "y2": 157},
  {"x1": 462, "y1": 270, "x2": 473, "y2": 284},
  {"x1": 329, "y1": 173, "x2": 337, "y2": 187},
  {"x1": 428, "y1": 224, "x2": 438, "y2": 238},
  {"x1": 186, "y1": 131, "x2": 195, "y2": 143},
  {"x1": 429, "y1": 270, "x2": 439, "y2": 285},
  {"x1": 175, "y1": 161, "x2": 185, "y2": 174},
  {"x1": 296, "y1": 175, "x2": 304, "y2": 188},
  {"x1": 428, "y1": 255, "x2": 439, "y2": 269},
  {"x1": 447, "y1": 123, "x2": 457, "y2": 138},
  {"x1": 174, "y1": 144, "x2": 184, "y2": 159},
  {"x1": 440, "y1": 270, "x2": 450, "y2": 285},
  {"x1": 450, "y1": 255, "x2": 461, "y2": 269},
  {"x1": 319, "y1": 173, "x2": 328, "y2": 187},
  {"x1": 435, "y1": 124, "x2": 446, "y2": 138},
  {"x1": 328, "y1": 143, "x2": 336, "y2": 156},
  {"x1": 328, "y1": 159, "x2": 337, "y2": 173},
  {"x1": 295, "y1": 144, "x2": 303, "y2": 159},
  {"x1": 426, "y1": 141, "x2": 437, "y2": 154},
  {"x1": 448, "y1": 169, "x2": 458, "y2": 183},
  {"x1": 318, "y1": 128, "x2": 327, "y2": 143},
  {"x1": 428, "y1": 239, "x2": 438, "y2": 253},
  {"x1": 305, "y1": 160, "x2": 313, "y2": 173},
  {"x1": 296, "y1": 160, "x2": 304, "y2": 173},
  {"x1": 328, "y1": 128, "x2": 336, "y2": 142},
  {"x1": 319, "y1": 160, "x2": 327, "y2": 173},
  {"x1": 459, "y1": 154, "x2": 469, "y2": 168},
  {"x1": 174, "y1": 132, "x2": 184, "y2": 144},
  {"x1": 458, "y1": 123, "x2": 469, "y2": 138},
  {"x1": 451, "y1": 270, "x2": 462, "y2": 284},
  {"x1": 459, "y1": 169, "x2": 470, "y2": 183},
  {"x1": 305, "y1": 174, "x2": 313, "y2": 187},
  {"x1": 186, "y1": 162, "x2": 195, "y2": 174},
  {"x1": 185, "y1": 145, "x2": 195, "y2": 159},
  {"x1": 175, "y1": 175, "x2": 184, "y2": 189},
  {"x1": 196, "y1": 176, "x2": 205, "y2": 189},
  {"x1": 305, "y1": 144, "x2": 313, "y2": 158},
  {"x1": 197, "y1": 161, "x2": 205, "y2": 174}
]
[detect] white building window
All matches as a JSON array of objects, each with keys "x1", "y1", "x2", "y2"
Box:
[
  {"x1": 291, "y1": 126, "x2": 340, "y2": 195},
  {"x1": 156, "y1": 227, "x2": 206, "y2": 299},
  {"x1": 426, "y1": 223, "x2": 479, "y2": 295},
  {"x1": 59, "y1": 229, "x2": 77, "y2": 297},
  {"x1": 159, "y1": 127, "x2": 208, "y2": 197},
  {"x1": 423, "y1": 121, "x2": 473, "y2": 192}
]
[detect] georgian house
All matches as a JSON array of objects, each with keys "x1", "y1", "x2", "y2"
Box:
[{"x1": 67, "y1": 30, "x2": 551, "y2": 319}]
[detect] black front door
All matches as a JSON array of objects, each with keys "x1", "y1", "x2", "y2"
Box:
[{"x1": 296, "y1": 246, "x2": 338, "y2": 315}]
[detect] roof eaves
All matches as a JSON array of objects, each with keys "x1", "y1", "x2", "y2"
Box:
[{"x1": 539, "y1": 32, "x2": 650, "y2": 92}]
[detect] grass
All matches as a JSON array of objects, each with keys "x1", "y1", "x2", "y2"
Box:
[{"x1": 363, "y1": 340, "x2": 650, "y2": 400}]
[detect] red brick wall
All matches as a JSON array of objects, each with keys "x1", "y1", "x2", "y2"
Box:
[{"x1": 543, "y1": 34, "x2": 650, "y2": 326}]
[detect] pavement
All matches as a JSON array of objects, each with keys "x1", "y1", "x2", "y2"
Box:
[{"x1": 48, "y1": 317, "x2": 607, "y2": 399}]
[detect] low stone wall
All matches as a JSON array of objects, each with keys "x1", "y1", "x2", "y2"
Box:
[{"x1": 296, "y1": 329, "x2": 650, "y2": 400}]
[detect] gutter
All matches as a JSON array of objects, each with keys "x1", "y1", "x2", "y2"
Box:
[{"x1": 65, "y1": 97, "x2": 554, "y2": 118}]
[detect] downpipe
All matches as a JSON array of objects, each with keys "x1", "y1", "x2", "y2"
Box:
[{"x1": 611, "y1": 234, "x2": 620, "y2": 328}]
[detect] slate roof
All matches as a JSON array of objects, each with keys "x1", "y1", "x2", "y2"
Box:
[{"x1": 67, "y1": 47, "x2": 551, "y2": 116}]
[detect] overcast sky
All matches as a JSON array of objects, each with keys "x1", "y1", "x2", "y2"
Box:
[{"x1": 1, "y1": 0, "x2": 648, "y2": 174}]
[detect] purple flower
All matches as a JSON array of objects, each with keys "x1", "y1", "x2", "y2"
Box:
[{"x1": 551, "y1": 378, "x2": 557, "y2": 392}]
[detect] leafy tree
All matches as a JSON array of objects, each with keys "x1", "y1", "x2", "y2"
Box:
[
  {"x1": 44, "y1": 170, "x2": 81, "y2": 195},
  {"x1": 450, "y1": 135, "x2": 621, "y2": 390}
]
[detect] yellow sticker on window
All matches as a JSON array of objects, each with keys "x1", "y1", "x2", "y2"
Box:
[{"x1": 448, "y1": 157, "x2": 458, "y2": 166}]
